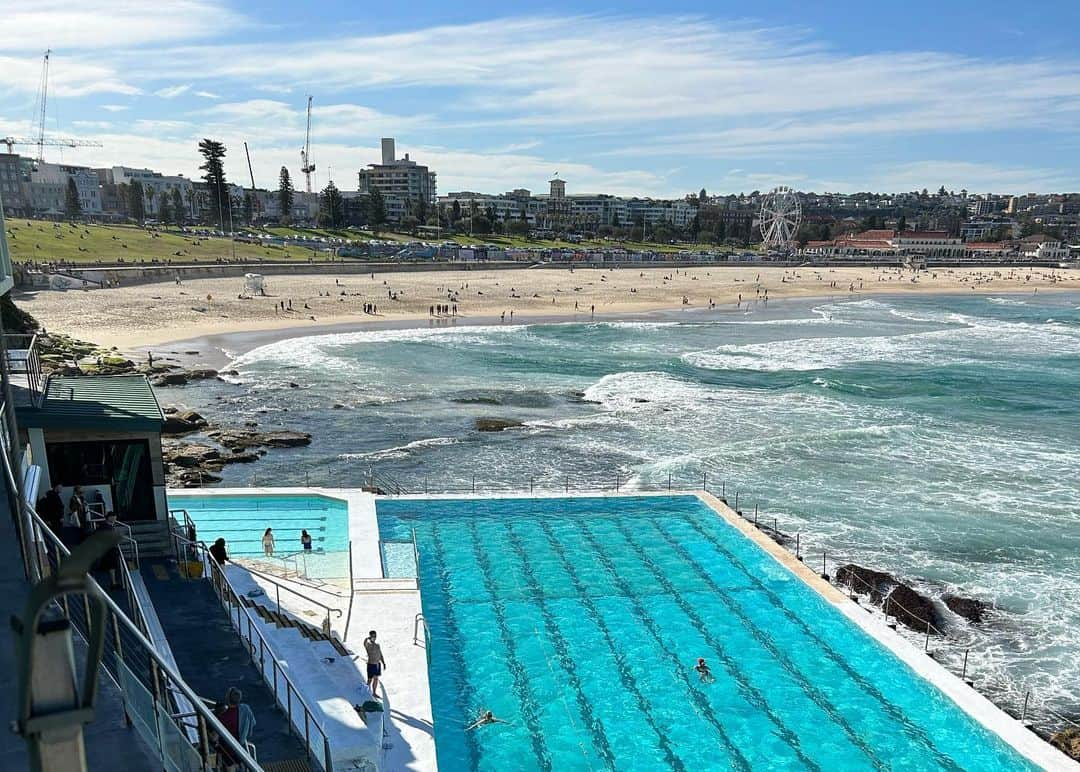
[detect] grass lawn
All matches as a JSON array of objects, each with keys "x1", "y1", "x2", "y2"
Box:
[{"x1": 5, "y1": 218, "x2": 746, "y2": 265}]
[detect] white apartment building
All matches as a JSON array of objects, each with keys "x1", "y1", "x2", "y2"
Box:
[
  {"x1": 438, "y1": 191, "x2": 543, "y2": 224},
  {"x1": 101, "y1": 166, "x2": 196, "y2": 217},
  {"x1": 358, "y1": 138, "x2": 436, "y2": 223},
  {"x1": 28, "y1": 162, "x2": 102, "y2": 216},
  {"x1": 625, "y1": 198, "x2": 698, "y2": 228},
  {"x1": 891, "y1": 231, "x2": 964, "y2": 259},
  {"x1": 1021, "y1": 239, "x2": 1070, "y2": 261}
]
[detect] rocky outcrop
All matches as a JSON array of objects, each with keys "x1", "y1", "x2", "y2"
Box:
[
  {"x1": 475, "y1": 417, "x2": 524, "y2": 432},
  {"x1": 942, "y1": 594, "x2": 991, "y2": 624},
  {"x1": 152, "y1": 368, "x2": 219, "y2": 387},
  {"x1": 1051, "y1": 727, "x2": 1080, "y2": 761},
  {"x1": 163, "y1": 439, "x2": 264, "y2": 487},
  {"x1": 162, "y1": 409, "x2": 210, "y2": 435},
  {"x1": 836, "y1": 563, "x2": 940, "y2": 633},
  {"x1": 205, "y1": 428, "x2": 312, "y2": 451},
  {"x1": 886, "y1": 584, "x2": 939, "y2": 633},
  {"x1": 836, "y1": 564, "x2": 895, "y2": 603}
]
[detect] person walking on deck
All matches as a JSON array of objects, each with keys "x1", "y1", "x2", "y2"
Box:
[
  {"x1": 209, "y1": 538, "x2": 229, "y2": 564},
  {"x1": 215, "y1": 687, "x2": 255, "y2": 771},
  {"x1": 261, "y1": 528, "x2": 275, "y2": 557},
  {"x1": 364, "y1": 630, "x2": 387, "y2": 698}
]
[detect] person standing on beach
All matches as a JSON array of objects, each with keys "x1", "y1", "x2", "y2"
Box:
[
  {"x1": 262, "y1": 528, "x2": 275, "y2": 557},
  {"x1": 364, "y1": 630, "x2": 387, "y2": 698}
]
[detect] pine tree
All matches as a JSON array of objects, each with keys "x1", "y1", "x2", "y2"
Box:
[
  {"x1": 366, "y1": 187, "x2": 387, "y2": 233},
  {"x1": 318, "y1": 182, "x2": 344, "y2": 228},
  {"x1": 159, "y1": 195, "x2": 172, "y2": 225},
  {"x1": 127, "y1": 181, "x2": 146, "y2": 222},
  {"x1": 64, "y1": 178, "x2": 82, "y2": 219},
  {"x1": 278, "y1": 167, "x2": 294, "y2": 223},
  {"x1": 171, "y1": 187, "x2": 185, "y2": 225},
  {"x1": 198, "y1": 138, "x2": 228, "y2": 229}
]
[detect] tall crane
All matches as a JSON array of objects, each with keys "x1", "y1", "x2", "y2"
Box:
[
  {"x1": 34, "y1": 50, "x2": 51, "y2": 162},
  {"x1": 2, "y1": 137, "x2": 102, "y2": 156},
  {"x1": 299, "y1": 95, "x2": 315, "y2": 193},
  {"x1": 243, "y1": 141, "x2": 260, "y2": 218},
  {"x1": 4, "y1": 51, "x2": 103, "y2": 161}
]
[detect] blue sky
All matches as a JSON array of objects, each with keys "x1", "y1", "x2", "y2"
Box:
[{"x1": 2, "y1": 0, "x2": 1079, "y2": 197}]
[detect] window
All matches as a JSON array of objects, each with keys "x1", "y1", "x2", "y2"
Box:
[{"x1": 46, "y1": 439, "x2": 156, "y2": 521}]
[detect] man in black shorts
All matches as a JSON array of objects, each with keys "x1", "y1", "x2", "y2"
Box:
[{"x1": 364, "y1": 630, "x2": 387, "y2": 698}]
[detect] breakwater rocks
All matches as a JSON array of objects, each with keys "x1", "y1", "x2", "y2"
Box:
[
  {"x1": 1051, "y1": 727, "x2": 1080, "y2": 761},
  {"x1": 161, "y1": 405, "x2": 312, "y2": 487},
  {"x1": 835, "y1": 563, "x2": 994, "y2": 634},
  {"x1": 475, "y1": 417, "x2": 525, "y2": 432}
]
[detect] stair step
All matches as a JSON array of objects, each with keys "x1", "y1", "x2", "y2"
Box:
[{"x1": 329, "y1": 638, "x2": 350, "y2": 657}]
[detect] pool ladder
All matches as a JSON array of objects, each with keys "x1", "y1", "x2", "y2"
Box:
[{"x1": 414, "y1": 613, "x2": 432, "y2": 664}]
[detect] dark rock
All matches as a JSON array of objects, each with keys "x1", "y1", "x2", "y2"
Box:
[
  {"x1": 184, "y1": 350, "x2": 200, "y2": 355},
  {"x1": 451, "y1": 396, "x2": 501, "y2": 405},
  {"x1": 885, "y1": 584, "x2": 940, "y2": 633},
  {"x1": 332, "y1": 404, "x2": 345, "y2": 409},
  {"x1": 224, "y1": 451, "x2": 259, "y2": 464},
  {"x1": 288, "y1": 382, "x2": 300, "y2": 388},
  {"x1": 942, "y1": 594, "x2": 991, "y2": 624},
  {"x1": 222, "y1": 369, "x2": 239, "y2": 376},
  {"x1": 154, "y1": 372, "x2": 189, "y2": 386},
  {"x1": 475, "y1": 417, "x2": 525, "y2": 432},
  {"x1": 1051, "y1": 727, "x2": 1080, "y2": 761},
  {"x1": 243, "y1": 421, "x2": 258, "y2": 427},
  {"x1": 835, "y1": 564, "x2": 896, "y2": 603},
  {"x1": 163, "y1": 406, "x2": 179, "y2": 415},
  {"x1": 631, "y1": 397, "x2": 650, "y2": 403},
  {"x1": 186, "y1": 368, "x2": 218, "y2": 381},
  {"x1": 164, "y1": 444, "x2": 221, "y2": 468},
  {"x1": 206, "y1": 428, "x2": 312, "y2": 451}
]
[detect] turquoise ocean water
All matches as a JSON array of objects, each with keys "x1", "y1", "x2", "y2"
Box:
[{"x1": 166, "y1": 291, "x2": 1080, "y2": 722}]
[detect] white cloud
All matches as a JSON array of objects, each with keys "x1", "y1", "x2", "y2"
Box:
[
  {"x1": 0, "y1": 0, "x2": 245, "y2": 51},
  {"x1": 154, "y1": 84, "x2": 191, "y2": 99},
  {"x1": 194, "y1": 90, "x2": 221, "y2": 99},
  {"x1": 101, "y1": 104, "x2": 129, "y2": 112}
]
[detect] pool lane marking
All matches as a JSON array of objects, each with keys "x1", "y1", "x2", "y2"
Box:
[
  {"x1": 461, "y1": 517, "x2": 555, "y2": 771},
  {"x1": 499, "y1": 519, "x2": 651, "y2": 772},
  {"x1": 643, "y1": 519, "x2": 886, "y2": 770},
  {"x1": 676, "y1": 514, "x2": 967, "y2": 772},
  {"x1": 603, "y1": 519, "x2": 823, "y2": 772},
  {"x1": 426, "y1": 524, "x2": 484, "y2": 771},
  {"x1": 535, "y1": 517, "x2": 751, "y2": 772}
]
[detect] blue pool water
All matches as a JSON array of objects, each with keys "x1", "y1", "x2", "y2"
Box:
[
  {"x1": 171, "y1": 494, "x2": 349, "y2": 556},
  {"x1": 377, "y1": 495, "x2": 1036, "y2": 771}
]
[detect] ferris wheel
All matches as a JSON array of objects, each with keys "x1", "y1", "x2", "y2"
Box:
[{"x1": 759, "y1": 186, "x2": 802, "y2": 250}]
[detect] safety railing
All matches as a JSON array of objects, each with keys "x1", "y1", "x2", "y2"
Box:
[
  {"x1": 171, "y1": 530, "x2": 334, "y2": 771},
  {"x1": 701, "y1": 483, "x2": 1079, "y2": 741},
  {"x1": 87, "y1": 513, "x2": 140, "y2": 571},
  {"x1": 3, "y1": 469, "x2": 263, "y2": 769},
  {"x1": 365, "y1": 468, "x2": 720, "y2": 496},
  {"x1": 237, "y1": 562, "x2": 344, "y2": 638},
  {"x1": 1, "y1": 332, "x2": 45, "y2": 406},
  {"x1": 413, "y1": 613, "x2": 432, "y2": 665}
]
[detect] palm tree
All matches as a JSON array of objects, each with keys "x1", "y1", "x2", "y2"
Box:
[{"x1": 145, "y1": 187, "x2": 156, "y2": 219}]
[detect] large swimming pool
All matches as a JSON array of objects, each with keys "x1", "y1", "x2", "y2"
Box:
[{"x1": 377, "y1": 495, "x2": 1037, "y2": 772}]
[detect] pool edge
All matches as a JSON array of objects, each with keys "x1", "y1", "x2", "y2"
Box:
[{"x1": 693, "y1": 489, "x2": 1076, "y2": 772}]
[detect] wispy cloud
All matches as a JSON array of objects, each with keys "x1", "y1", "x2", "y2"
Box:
[
  {"x1": 154, "y1": 84, "x2": 191, "y2": 99},
  {"x1": 101, "y1": 104, "x2": 129, "y2": 112},
  {"x1": 194, "y1": 90, "x2": 220, "y2": 99}
]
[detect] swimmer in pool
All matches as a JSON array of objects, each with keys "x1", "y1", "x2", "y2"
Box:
[
  {"x1": 695, "y1": 658, "x2": 715, "y2": 683},
  {"x1": 466, "y1": 710, "x2": 509, "y2": 730}
]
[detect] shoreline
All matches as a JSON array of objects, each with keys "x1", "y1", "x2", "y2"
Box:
[
  {"x1": 16, "y1": 263, "x2": 1079, "y2": 361},
  {"x1": 149, "y1": 283, "x2": 1080, "y2": 371}
]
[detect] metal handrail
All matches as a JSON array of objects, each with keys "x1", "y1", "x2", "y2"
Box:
[
  {"x1": 173, "y1": 530, "x2": 334, "y2": 771},
  {"x1": 703, "y1": 484, "x2": 1077, "y2": 739},
  {"x1": 5, "y1": 485, "x2": 262, "y2": 768},
  {"x1": 239, "y1": 562, "x2": 344, "y2": 636},
  {"x1": 87, "y1": 514, "x2": 140, "y2": 571}
]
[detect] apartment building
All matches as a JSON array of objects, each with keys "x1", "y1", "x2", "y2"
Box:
[{"x1": 357, "y1": 138, "x2": 436, "y2": 223}]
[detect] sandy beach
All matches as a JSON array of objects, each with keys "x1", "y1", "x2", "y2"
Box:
[{"x1": 15, "y1": 264, "x2": 1080, "y2": 350}]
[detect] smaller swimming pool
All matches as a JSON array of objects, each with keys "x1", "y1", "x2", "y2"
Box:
[{"x1": 170, "y1": 493, "x2": 350, "y2": 574}]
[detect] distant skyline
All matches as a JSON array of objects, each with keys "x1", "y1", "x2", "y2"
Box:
[{"x1": 2, "y1": 0, "x2": 1080, "y2": 197}]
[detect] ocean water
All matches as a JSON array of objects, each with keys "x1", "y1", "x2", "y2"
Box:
[
  {"x1": 165, "y1": 291, "x2": 1080, "y2": 723},
  {"x1": 378, "y1": 495, "x2": 1037, "y2": 772}
]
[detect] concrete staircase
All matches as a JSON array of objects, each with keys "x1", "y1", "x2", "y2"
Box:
[
  {"x1": 128, "y1": 520, "x2": 173, "y2": 558},
  {"x1": 229, "y1": 587, "x2": 351, "y2": 657}
]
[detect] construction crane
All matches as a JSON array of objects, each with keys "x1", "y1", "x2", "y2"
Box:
[
  {"x1": 4, "y1": 51, "x2": 103, "y2": 160},
  {"x1": 300, "y1": 95, "x2": 315, "y2": 193},
  {"x1": 34, "y1": 50, "x2": 51, "y2": 162},
  {"x1": 243, "y1": 141, "x2": 260, "y2": 218},
  {"x1": 2, "y1": 136, "x2": 103, "y2": 156}
]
